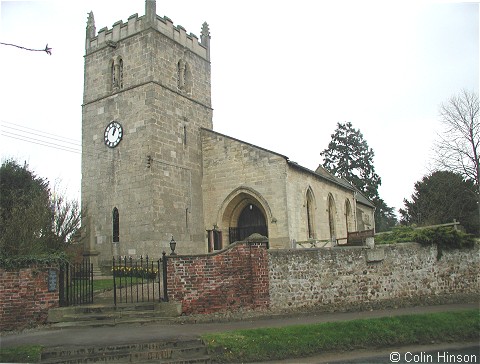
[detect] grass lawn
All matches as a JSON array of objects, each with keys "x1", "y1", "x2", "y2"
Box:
[
  {"x1": 92, "y1": 278, "x2": 114, "y2": 292},
  {"x1": 202, "y1": 309, "x2": 480, "y2": 363},
  {"x1": 92, "y1": 278, "x2": 154, "y2": 292}
]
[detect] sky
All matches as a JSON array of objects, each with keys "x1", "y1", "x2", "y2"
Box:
[{"x1": 0, "y1": 0, "x2": 478, "y2": 218}]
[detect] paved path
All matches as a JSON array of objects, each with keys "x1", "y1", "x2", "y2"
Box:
[
  {"x1": 0, "y1": 303, "x2": 479, "y2": 347},
  {"x1": 1, "y1": 302, "x2": 477, "y2": 351}
]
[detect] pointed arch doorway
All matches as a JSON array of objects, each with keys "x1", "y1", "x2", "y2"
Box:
[{"x1": 217, "y1": 188, "x2": 270, "y2": 247}]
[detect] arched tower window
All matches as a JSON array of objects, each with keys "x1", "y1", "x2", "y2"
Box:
[
  {"x1": 109, "y1": 57, "x2": 124, "y2": 91},
  {"x1": 177, "y1": 59, "x2": 192, "y2": 93},
  {"x1": 328, "y1": 194, "x2": 336, "y2": 242},
  {"x1": 118, "y1": 58, "x2": 123, "y2": 89},
  {"x1": 113, "y1": 207, "x2": 119, "y2": 243},
  {"x1": 110, "y1": 60, "x2": 116, "y2": 90},
  {"x1": 306, "y1": 188, "x2": 316, "y2": 239}
]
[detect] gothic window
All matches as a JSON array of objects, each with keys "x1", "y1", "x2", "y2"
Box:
[
  {"x1": 118, "y1": 58, "x2": 123, "y2": 89},
  {"x1": 109, "y1": 57, "x2": 124, "y2": 91},
  {"x1": 177, "y1": 59, "x2": 192, "y2": 93},
  {"x1": 328, "y1": 194, "x2": 336, "y2": 242},
  {"x1": 306, "y1": 188, "x2": 316, "y2": 239},
  {"x1": 113, "y1": 207, "x2": 119, "y2": 243},
  {"x1": 345, "y1": 199, "x2": 354, "y2": 233},
  {"x1": 177, "y1": 60, "x2": 184, "y2": 89},
  {"x1": 110, "y1": 60, "x2": 116, "y2": 90}
]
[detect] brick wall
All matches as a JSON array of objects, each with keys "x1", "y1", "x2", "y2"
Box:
[
  {"x1": 269, "y1": 243, "x2": 480, "y2": 311},
  {"x1": 167, "y1": 239, "x2": 269, "y2": 314},
  {"x1": 0, "y1": 266, "x2": 59, "y2": 331}
]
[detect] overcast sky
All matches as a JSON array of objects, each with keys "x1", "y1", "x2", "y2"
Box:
[{"x1": 1, "y1": 0, "x2": 478, "y2": 217}]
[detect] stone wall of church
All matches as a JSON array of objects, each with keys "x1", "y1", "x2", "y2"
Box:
[
  {"x1": 201, "y1": 130, "x2": 371, "y2": 249},
  {"x1": 268, "y1": 243, "x2": 480, "y2": 311},
  {"x1": 201, "y1": 130, "x2": 291, "y2": 249},
  {"x1": 285, "y1": 165, "x2": 357, "y2": 244}
]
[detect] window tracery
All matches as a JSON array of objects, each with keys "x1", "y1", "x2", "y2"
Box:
[{"x1": 109, "y1": 57, "x2": 124, "y2": 92}]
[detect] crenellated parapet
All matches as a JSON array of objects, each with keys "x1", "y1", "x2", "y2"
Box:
[{"x1": 85, "y1": 1, "x2": 209, "y2": 60}]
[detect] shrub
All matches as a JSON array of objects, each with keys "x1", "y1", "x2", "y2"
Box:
[{"x1": 376, "y1": 226, "x2": 476, "y2": 260}]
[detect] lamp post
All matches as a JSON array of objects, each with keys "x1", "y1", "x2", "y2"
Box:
[{"x1": 169, "y1": 236, "x2": 177, "y2": 255}]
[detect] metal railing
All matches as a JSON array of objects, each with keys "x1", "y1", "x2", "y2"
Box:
[
  {"x1": 59, "y1": 259, "x2": 94, "y2": 306},
  {"x1": 229, "y1": 226, "x2": 268, "y2": 244},
  {"x1": 112, "y1": 253, "x2": 168, "y2": 305}
]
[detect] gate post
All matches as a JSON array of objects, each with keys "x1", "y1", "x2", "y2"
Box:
[
  {"x1": 112, "y1": 257, "x2": 117, "y2": 306},
  {"x1": 90, "y1": 261, "x2": 94, "y2": 304},
  {"x1": 162, "y1": 251, "x2": 168, "y2": 302}
]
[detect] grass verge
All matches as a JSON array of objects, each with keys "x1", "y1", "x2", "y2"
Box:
[
  {"x1": 0, "y1": 345, "x2": 43, "y2": 363},
  {"x1": 202, "y1": 310, "x2": 479, "y2": 363},
  {"x1": 92, "y1": 278, "x2": 154, "y2": 292}
]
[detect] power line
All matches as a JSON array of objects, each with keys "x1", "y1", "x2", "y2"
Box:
[
  {"x1": 2, "y1": 120, "x2": 195, "y2": 174},
  {"x1": 2, "y1": 131, "x2": 81, "y2": 154},
  {"x1": 1, "y1": 120, "x2": 81, "y2": 145}
]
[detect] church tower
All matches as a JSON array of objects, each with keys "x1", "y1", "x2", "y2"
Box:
[{"x1": 81, "y1": 0, "x2": 212, "y2": 266}]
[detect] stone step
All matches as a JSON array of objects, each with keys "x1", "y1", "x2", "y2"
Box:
[
  {"x1": 48, "y1": 301, "x2": 182, "y2": 328},
  {"x1": 40, "y1": 339, "x2": 210, "y2": 364},
  {"x1": 50, "y1": 313, "x2": 176, "y2": 328}
]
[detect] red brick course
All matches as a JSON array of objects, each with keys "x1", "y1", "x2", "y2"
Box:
[
  {"x1": 166, "y1": 241, "x2": 269, "y2": 314},
  {"x1": 0, "y1": 266, "x2": 59, "y2": 331}
]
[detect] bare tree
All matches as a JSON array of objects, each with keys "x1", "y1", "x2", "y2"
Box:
[{"x1": 434, "y1": 90, "x2": 479, "y2": 232}]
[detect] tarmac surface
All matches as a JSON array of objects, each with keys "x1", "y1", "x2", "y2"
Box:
[{"x1": 1, "y1": 302, "x2": 479, "y2": 363}]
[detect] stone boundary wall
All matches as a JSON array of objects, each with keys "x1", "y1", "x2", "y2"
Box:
[
  {"x1": 269, "y1": 243, "x2": 480, "y2": 311},
  {"x1": 0, "y1": 266, "x2": 59, "y2": 331},
  {"x1": 166, "y1": 240, "x2": 269, "y2": 314}
]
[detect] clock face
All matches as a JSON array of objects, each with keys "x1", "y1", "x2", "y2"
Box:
[{"x1": 104, "y1": 121, "x2": 123, "y2": 148}]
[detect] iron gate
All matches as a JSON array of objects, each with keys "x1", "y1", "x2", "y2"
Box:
[
  {"x1": 59, "y1": 259, "x2": 94, "y2": 306},
  {"x1": 112, "y1": 253, "x2": 168, "y2": 305}
]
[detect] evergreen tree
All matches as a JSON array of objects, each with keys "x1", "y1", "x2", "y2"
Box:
[
  {"x1": 320, "y1": 122, "x2": 397, "y2": 231},
  {"x1": 400, "y1": 170, "x2": 478, "y2": 234},
  {"x1": 374, "y1": 197, "x2": 398, "y2": 232},
  {"x1": 321, "y1": 122, "x2": 381, "y2": 201}
]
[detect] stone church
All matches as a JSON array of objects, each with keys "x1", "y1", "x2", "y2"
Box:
[{"x1": 81, "y1": 0, "x2": 375, "y2": 266}]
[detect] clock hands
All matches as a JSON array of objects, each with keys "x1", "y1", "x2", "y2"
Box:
[{"x1": 108, "y1": 126, "x2": 118, "y2": 141}]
